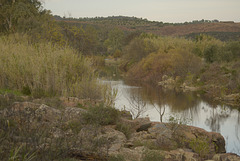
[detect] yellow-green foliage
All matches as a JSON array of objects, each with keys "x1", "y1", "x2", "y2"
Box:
[
  {"x1": 0, "y1": 34, "x2": 101, "y2": 99},
  {"x1": 189, "y1": 137, "x2": 210, "y2": 158},
  {"x1": 127, "y1": 48, "x2": 202, "y2": 84}
]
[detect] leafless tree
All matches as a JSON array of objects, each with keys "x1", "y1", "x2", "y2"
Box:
[
  {"x1": 152, "y1": 103, "x2": 166, "y2": 122},
  {"x1": 126, "y1": 88, "x2": 147, "y2": 119}
]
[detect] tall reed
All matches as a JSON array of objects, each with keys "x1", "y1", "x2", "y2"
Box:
[{"x1": 0, "y1": 34, "x2": 101, "y2": 99}]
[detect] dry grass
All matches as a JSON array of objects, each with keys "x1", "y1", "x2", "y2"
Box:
[{"x1": 0, "y1": 34, "x2": 101, "y2": 99}]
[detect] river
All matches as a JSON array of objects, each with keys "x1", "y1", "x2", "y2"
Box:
[{"x1": 102, "y1": 79, "x2": 240, "y2": 155}]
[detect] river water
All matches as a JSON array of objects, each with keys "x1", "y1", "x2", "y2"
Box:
[{"x1": 102, "y1": 80, "x2": 240, "y2": 155}]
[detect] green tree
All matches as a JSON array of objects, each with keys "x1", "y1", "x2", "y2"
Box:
[
  {"x1": 0, "y1": 0, "x2": 49, "y2": 34},
  {"x1": 104, "y1": 28, "x2": 124, "y2": 54},
  {"x1": 204, "y1": 45, "x2": 218, "y2": 63}
]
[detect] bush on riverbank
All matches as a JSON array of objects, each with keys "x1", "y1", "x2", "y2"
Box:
[
  {"x1": 123, "y1": 33, "x2": 240, "y2": 100},
  {"x1": 126, "y1": 49, "x2": 202, "y2": 85}
]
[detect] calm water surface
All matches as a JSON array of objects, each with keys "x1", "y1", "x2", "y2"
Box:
[{"x1": 102, "y1": 80, "x2": 240, "y2": 155}]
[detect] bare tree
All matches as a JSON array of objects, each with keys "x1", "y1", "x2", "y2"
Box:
[
  {"x1": 150, "y1": 88, "x2": 166, "y2": 122},
  {"x1": 153, "y1": 103, "x2": 166, "y2": 122},
  {"x1": 126, "y1": 88, "x2": 147, "y2": 119}
]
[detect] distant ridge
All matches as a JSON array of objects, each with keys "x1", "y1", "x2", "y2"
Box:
[{"x1": 54, "y1": 15, "x2": 240, "y2": 41}]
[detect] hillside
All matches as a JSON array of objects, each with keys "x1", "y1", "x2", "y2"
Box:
[{"x1": 54, "y1": 16, "x2": 240, "y2": 41}]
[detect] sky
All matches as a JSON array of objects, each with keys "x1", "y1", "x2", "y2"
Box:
[{"x1": 42, "y1": 0, "x2": 240, "y2": 23}]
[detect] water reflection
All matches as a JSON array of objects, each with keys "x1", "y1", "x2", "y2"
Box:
[
  {"x1": 205, "y1": 106, "x2": 231, "y2": 132},
  {"x1": 126, "y1": 88, "x2": 147, "y2": 119},
  {"x1": 103, "y1": 80, "x2": 240, "y2": 155}
]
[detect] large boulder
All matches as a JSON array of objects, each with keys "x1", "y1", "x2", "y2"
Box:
[
  {"x1": 99, "y1": 126, "x2": 127, "y2": 154},
  {"x1": 148, "y1": 123, "x2": 179, "y2": 150},
  {"x1": 147, "y1": 122, "x2": 226, "y2": 159},
  {"x1": 3, "y1": 102, "x2": 61, "y2": 125}
]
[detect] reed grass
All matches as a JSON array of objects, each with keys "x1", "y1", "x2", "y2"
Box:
[{"x1": 0, "y1": 34, "x2": 101, "y2": 99}]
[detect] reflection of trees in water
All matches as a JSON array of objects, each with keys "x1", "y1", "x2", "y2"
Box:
[
  {"x1": 122, "y1": 81, "x2": 240, "y2": 155},
  {"x1": 125, "y1": 88, "x2": 147, "y2": 119},
  {"x1": 128, "y1": 84, "x2": 203, "y2": 122},
  {"x1": 205, "y1": 106, "x2": 230, "y2": 132},
  {"x1": 234, "y1": 111, "x2": 240, "y2": 154},
  {"x1": 140, "y1": 85, "x2": 201, "y2": 112}
]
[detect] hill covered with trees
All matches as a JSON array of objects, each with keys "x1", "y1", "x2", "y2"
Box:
[{"x1": 54, "y1": 15, "x2": 240, "y2": 41}]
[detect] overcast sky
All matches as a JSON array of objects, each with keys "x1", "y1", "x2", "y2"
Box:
[{"x1": 42, "y1": 0, "x2": 240, "y2": 23}]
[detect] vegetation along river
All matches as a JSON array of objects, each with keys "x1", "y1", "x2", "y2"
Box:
[{"x1": 102, "y1": 79, "x2": 240, "y2": 155}]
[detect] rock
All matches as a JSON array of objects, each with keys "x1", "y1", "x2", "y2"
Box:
[
  {"x1": 60, "y1": 97, "x2": 101, "y2": 107},
  {"x1": 148, "y1": 123, "x2": 178, "y2": 150},
  {"x1": 212, "y1": 153, "x2": 240, "y2": 161},
  {"x1": 158, "y1": 76, "x2": 176, "y2": 89},
  {"x1": 69, "y1": 148, "x2": 107, "y2": 161},
  {"x1": 162, "y1": 148, "x2": 201, "y2": 161},
  {"x1": 99, "y1": 127, "x2": 127, "y2": 154},
  {"x1": 77, "y1": 126, "x2": 127, "y2": 155},
  {"x1": 35, "y1": 104, "x2": 62, "y2": 122},
  {"x1": 1, "y1": 99, "x2": 238, "y2": 161},
  {"x1": 147, "y1": 122, "x2": 226, "y2": 157},
  {"x1": 64, "y1": 106, "x2": 87, "y2": 121},
  {"x1": 120, "y1": 117, "x2": 152, "y2": 132},
  {"x1": 136, "y1": 123, "x2": 152, "y2": 132},
  {"x1": 116, "y1": 146, "x2": 145, "y2": 161},
  {"x1": 180, "y1": 84, "x2": 200, "y2": 92},
  {"x1": 124, "y1": 142, "x2": 134, "y2": 148},
  {"x1": 3, "y1": 102, "x2": 61, "y2": 125}
]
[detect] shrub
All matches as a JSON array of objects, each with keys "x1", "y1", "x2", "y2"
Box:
[
  {"x1": 82, "y1": 104, "x2": 120, "y2": 125},
  {"x1": 142, "y1": 150, "x2": 164, "y2": 161},
  {"x1": 189, "y1": 137, "x2": 210, "y2": 158},
  {"x1": 116, "y1": 123, "x2": 132, "y2": 139},
  {"x1": 63, "y1": 120, "x2": 83, "y2": 134},
  {"x1": 126, "y1": 49, "x2": 202, "y2": 85},
  {"x1": 108, "y1": 154, "x2": 125, "y2": 161}
]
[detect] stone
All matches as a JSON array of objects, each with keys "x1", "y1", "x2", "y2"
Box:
[
  {"x1": 136, "y1": 122, "x2": 152, "y2": 132},
  {"x1": 212, "y1": 153, "x2": 240, "y2": 161},
  {"x1": 100, "y1": 127, "x2": 127, "y2": 154},
  {"x1": 116, "y1": 147, "x2": 145, "y2": 161},
  {"x1": 120, "y1": 117, "x2": 152, "y2": 132},
  {"x1": 147, "y1": 122, "x2": 226, "y2": 157},
  {"x1": 64, "y1": 106, "x2": 87, "y2": 121}
]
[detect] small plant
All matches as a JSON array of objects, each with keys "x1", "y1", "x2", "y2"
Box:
[
  {"x1": 63, "y1": 120, "x2": 82, "y2": 134},
  {"x1": 142, "y1": 149, "x2": 164, "y2": 161},
  {"x1": 116, "y1": 123, "x2": 132, "y2": 139},
  {"x1": 82, "y1": 104, "x2": 120, "y2": 125},
  {"x1": 8, "y1": 145, "x2": 36, "y2": 161},
  {"x1": 168, "y1": 114, "x2": 192, "y2": 125},
  {"x1": 189, "y1": 137, "x2": 210, "y2": 158},
  {"x1": 108, "y1": 154, "x2": 125, "y2": 161},
  {"x1": 133, "y1": 140, "x2": 159, "y2": 150}
]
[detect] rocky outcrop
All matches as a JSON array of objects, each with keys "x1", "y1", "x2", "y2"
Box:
[
  {"x1": 128, "y1": 122, "x2": 226, "y2": 159},
  {"x1": 1, "y1": 100, "x2": 239, "y2": 161}
]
